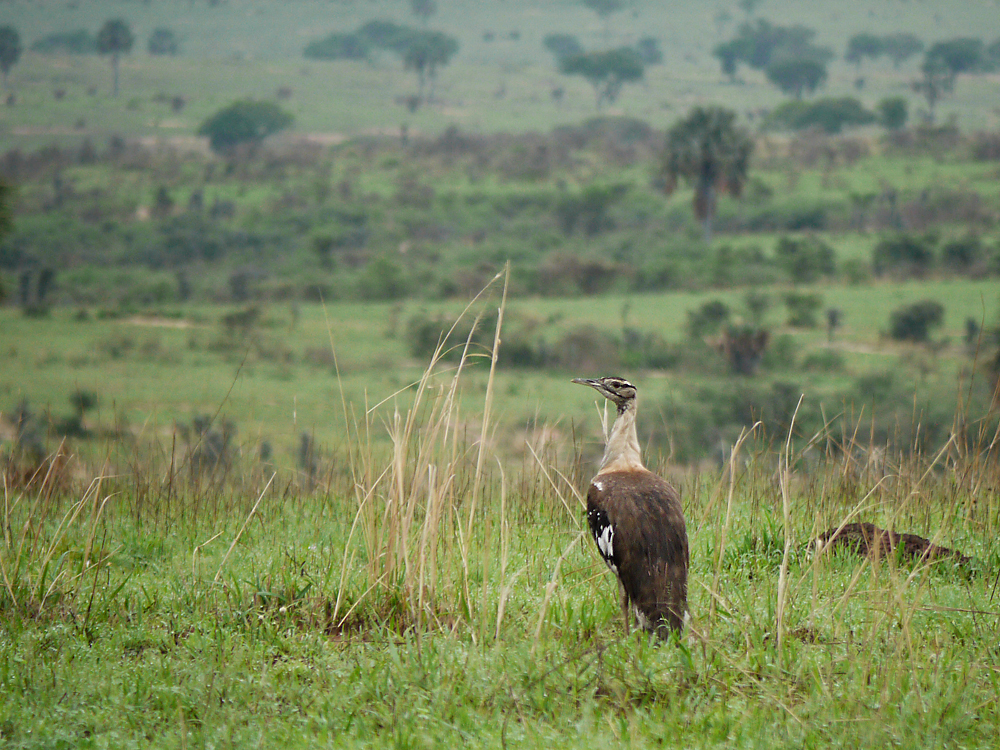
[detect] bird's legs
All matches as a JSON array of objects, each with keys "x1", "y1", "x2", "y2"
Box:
[{"x1": 618, "y1": 580, "x2": 631, "y2": 636}]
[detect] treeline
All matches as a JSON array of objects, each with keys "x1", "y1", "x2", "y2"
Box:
[{"x1": 2, "y1": 122, "x2": 1000, "y2": 310}]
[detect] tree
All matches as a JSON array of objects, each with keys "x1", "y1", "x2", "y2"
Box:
[
  {"x1": 767, "y1": 97, "x2": 875, "y2": 134},
  {"x1": 401, "y1": 31, "x2": 458, "y2": 103},
  {"x1": 712, "y1": 20, "x2": 831, "y2": 80},
  {"x1": 198, "y1": 100, "x2": 294, "y2": 155},
  {"x1": 845, "y1": 33, "x2": 883, "y2": 68},
  {"x1": 583, "y1": 0, "x2": 625, "y2": 37},
  {"x1": 304, "y1": 32, "x2": 369, "y2": 61},
  {"x1": 543, "y1": 33, "x2": 583, "y2": 62},
  {"x1": 924, "y1": 37, "x2": 985, "y2": 77},
  {"x1": 877, "y1": 96, "x2": 908, "y2": 130},
  {"x1": 96, "y1": 18, "x2": 134, "y2": 96},
  {"x1": 660, "y1": 106, "x2": 754, "y2": 243},
  {"x1": 559, "y1": 47, "x2": 644, "y2": 109},
  {"x1": 410, "y1": 0, "x2": 437, "y2": 24},
  {"x1": 0, "y1": 26, "x2": 22, "y2": 88},
  {"x1": 765, "y1": 56, "x2": 827, "y2": 98},
  {"x1": 147, "y1": 28, "x2": 179, "y2": 56},
  {"x1": 889, "y1": 300, "x2": 944, "y2": 342},
  {"x1": 912, "y1": 55, "x2": 954, "y2": 123},
  {"x1": 882, "y1": 33, "x2": 923, "y2": 68}
]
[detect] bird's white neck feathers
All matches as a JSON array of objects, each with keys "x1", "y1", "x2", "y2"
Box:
[{"x1": 597, "y1": 399, "x2": 644, "y2": 474}]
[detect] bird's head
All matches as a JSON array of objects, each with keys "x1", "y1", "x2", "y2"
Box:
[{"x1": 572, "y1": 376, "x2": 637, "y2": 411}]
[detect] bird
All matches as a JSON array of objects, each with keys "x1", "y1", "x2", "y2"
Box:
[{"x1": 572, "y1": 376, "x2": 688, "y2": 637}]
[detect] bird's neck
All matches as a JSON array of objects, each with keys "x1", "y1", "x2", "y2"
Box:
[{"x1": 598, "y1": 400, "x2": 644, "y2": 474}]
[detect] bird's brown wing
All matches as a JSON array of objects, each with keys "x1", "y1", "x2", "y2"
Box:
[{"x1": 587, "y1": 469, "x2": 688, "y2": 633}]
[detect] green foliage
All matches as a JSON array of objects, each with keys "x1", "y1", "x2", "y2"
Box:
[
  {"x1": 410, "y1": 0, "x2": 437, "y2": 23},
  {"x1": 687, "y1": 299, "x2": 731, "y2": 337},
  {"x1": 554, "y1": 183, "x2": 629, "y2": 236},
  {"x1": 356, "y1": 20, "x2": 413, "y2": 52},
  {"x1": 845, "y1": 32, "x2": 924, "y2": 69},
  {"x1": 29, "y1": 29, "x2": 96, "y2": 54},
  {"x1": 660, "y1": 106, "x2": 753, "y2": 239},
  {"x1": 924, "y1": 37, "x2": 987, "y2": 76},
  {"x1": 784, "y1": 292, "x2": 823, "y2": 328},
  {"x1": 197, "y1": 100, "x2": 294, "y2": 154},
  {"x1": 582, "y1": 0, "x2": 625, "y2": 19},
  {"x1": 877, "y1": 96, "x2": 908, "y2": 130},
  {"x1": 358, "y1": 256, "x2": 407, "y2": 300},
  {"x1": 873, "y1": 233, "x2": 936, "y2": 278},
  {"x1": 882, "y1": 33, "x2": 924, "y2": 68},
  {"x1": 774, "y1": 235, "x2": 836, "y2": 283},
  {"x1": 96, "y1": 18, "x2": 134, "y2": 96},
  {"x1": 401, "y1": 30, "x2": 459, "y2": 97},
  {"x1": 147, "y1": 27, "x2": 180, "y2": 57},
  {"x1": 559, "y1": 47, "x2": 644, "y2": 108},
  {"x1": 635, "y1": 37, "x2": 662, "y2": 65},
  {"x1": 889, "y1": 299, "x2": 944, "y2": 342},
  {"x1": 765, "y1": 56, "x2": 828, "y2": 98},
  {"x1": 303, "y1": 32, "x2": 369, "y2": 61},
  {"x1": 766, "y1": 97, "x2": 875, "y2": 134},
  {"x1": 543, "y1": 33, "x2": 583, "y2": 61},
  {"x1": 941, "y1": 234, "x2": 983, "y2": 273},
  {"x1": 0, "y1": 25, "x2": 22, "y2": 82},
  {"x1": 712, "y1": 20, "x2": 831, "y2": 80},
  {"x1": 845, "y1": 33, "x2": 883, "y2": 66},
  {"x1": 96, "y1": 18, "x2": 134, "y2": 57}
]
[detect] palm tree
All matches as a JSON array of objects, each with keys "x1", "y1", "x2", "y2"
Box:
[
  {"x1": 0, "y1": 26, "x2": 22, "y2": 89},
  {"x1": 659, "y1": 106, "x2": 753, "y2": 243},
  {"x1": 96, "y1": 18, "x2": 134, "y2": 97}
]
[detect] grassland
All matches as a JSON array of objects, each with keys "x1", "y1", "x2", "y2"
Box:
[
  {"x1": 2, "y1": 0, "x2": 1000, "y2": 153},
  {"x1": 2, "y1": 330, "x2": 998, "y2": 747},
  {"x1": 2, "y1": 2, "x2": 1000, "y2": 745}
]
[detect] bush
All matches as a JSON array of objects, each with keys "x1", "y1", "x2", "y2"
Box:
[
  {"x1": 197, "y1": 100, "x2": 294, "y2": 155},
  {"x1": 543, "y1": 33, "x2": 582, "y2": 61},
  {"x1": 872, "y1": 233, "x2": 936, "y2": 278},
  {"x1": 687, "y1": 300, "x2": 731, "y2": 337},
  {"x1": 358, "y1": 257, "x2": 407, "y2": 301},
  {"x1": 31, "y1": 29, "x2": 96, "y2": 54},
  {"x1": 784, "y1": 292, "x2": 823, "y2": 328},
  {"x1": 147, "y1": 28, "x2": 179, "y2": 56},
  {"x1": 941, "y1": 234, "x2": 983, "y2": 273},
  {"x1": 877, "y1": 96, "x2": 908, "y2": 130},
  {"x1": 774, "y1": 235, "x2": 836, "y2": 282},
  {"x1": 304, "y1": 33, "x2": 369, "y2": 61},
  {"x1": 766, "y1": 97, "x2": 876, "y2": 134},
  {"x1": 889, "y1": 300, "x2": 944, "y2": 342}
]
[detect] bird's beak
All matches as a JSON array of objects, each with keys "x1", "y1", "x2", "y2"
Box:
[{"x1": 572, "y1": 377, "x2": 599, "y2": 388}]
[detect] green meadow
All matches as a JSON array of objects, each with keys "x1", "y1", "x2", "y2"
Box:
[{"x1": 2, "y1": 0, "x2": 1000, "y2": 747}]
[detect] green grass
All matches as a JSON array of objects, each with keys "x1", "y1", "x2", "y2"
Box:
[
  {"x1": 2, "y1": 0, "x2": 1000, "y2": 152},
  {"x1": 2, "y1": 384, "x2": 998, "y2": 748}
]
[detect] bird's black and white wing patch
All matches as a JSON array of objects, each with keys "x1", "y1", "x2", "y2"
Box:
[{"x1": 587, "y1": 491, "x2": 619, "y2": 574}]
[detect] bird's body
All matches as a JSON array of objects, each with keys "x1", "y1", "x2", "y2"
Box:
[{"x1": 574, "y1": 376, "x2": 688, "y2": 637}]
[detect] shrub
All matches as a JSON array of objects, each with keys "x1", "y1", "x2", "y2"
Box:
[
  {"x1": 941, "y1": 234, "x2": 983, "y2": 273},
  {"x1": 543, "y1": 33, "x2": 582, "y2": 61},
  {"x1": 872, "y1": 233, "x2": 936, "y2": 278},
  {"x1": 358, "y1": 257, "x2": 407, "y2": 301},
  {"x1": 889, "y1": 300, "x2": 944, "y2": 342},
  {"x1": 784, "y1": 292, "x2": 823, "y2": 328},
  {"x1": 197, "y1": 100, "x2": 294, "y2": 155},
  {"x1": 687, "y1": 300, "x2": 731, "y2": 337},
  {"x1": 30, "y1": 29, "x2": 96, "y2": 54},
  {"x1": 774, "y1": 235, "x2": 835, "y2": 282},
  {"x1": 877, "y1": 96, "x2": 908, "y2": 130},
  {"x1": 304, "y1": 33, "x2": 369, "y2": 61},
  {"x1": 766, "y1": 97, "x2": 876, "y2": 134},
  {"x1": 147, "y1": 28, "x2": 179, "y2": 56}
]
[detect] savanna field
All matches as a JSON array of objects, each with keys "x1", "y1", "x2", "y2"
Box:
[{"x1": 2, "y1": 0, "x2": 1000, "y2": 747}]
